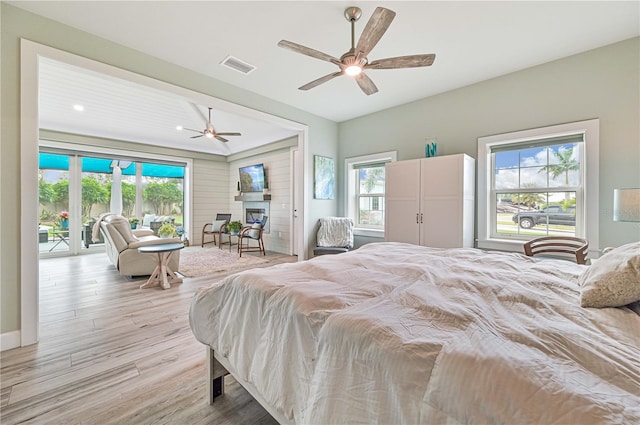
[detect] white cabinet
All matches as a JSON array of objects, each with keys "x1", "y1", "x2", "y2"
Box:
[{"x1": 385, "y1": 154, "x2": 475, "y2": 248}]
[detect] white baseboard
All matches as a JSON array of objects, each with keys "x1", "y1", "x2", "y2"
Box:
[{"x1": 0, "y1": 330, "x2": 21, "y2": 351}]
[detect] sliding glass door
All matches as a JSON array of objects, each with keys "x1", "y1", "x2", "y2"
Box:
[
  {"x1": 39, "y1": 150, "x2": 186, "y2": 257},
  {"x1": 38, "y1": 152, "x2": 72, "y2": 254}
]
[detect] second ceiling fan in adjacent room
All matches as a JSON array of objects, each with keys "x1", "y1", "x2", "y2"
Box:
[{"x1": 183, "y1": 107, "x2": 242, "y2": 143}]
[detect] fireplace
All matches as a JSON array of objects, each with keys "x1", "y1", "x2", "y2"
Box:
[
  {"x1": 243, "y1": 201, "x2": 270, "y2": 233},
  {"x1": 246, "y1": 208, "x2": 265, "y2": 224}
]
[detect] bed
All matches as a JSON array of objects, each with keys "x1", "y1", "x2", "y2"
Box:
[{"x1": 189, "y1": 241, "x2": 640, "y2": 424}]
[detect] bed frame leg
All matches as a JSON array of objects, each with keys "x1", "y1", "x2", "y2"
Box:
[{"x1": 207, "y1": 347, "x2": 227, "y2": 405}]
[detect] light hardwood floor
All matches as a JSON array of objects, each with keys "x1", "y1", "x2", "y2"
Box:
[{"x1": 1, "y1": 251, "x2": 297, "y2": 424}]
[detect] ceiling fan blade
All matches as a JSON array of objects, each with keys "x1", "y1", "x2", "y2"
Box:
[
  {"x1": 367, "y1": 54, "x2": 436, "y2": 70},
  {"x1": 299, "y1": 71, "x2": 343, "y2": 91},
  {"x1": 355, "y1": 72, "x2": 378, "y2": 95},
  {"x1": 278, "y1": 40, "x2": 341, "y2": 65},
  {"x1": 183, "y1": 127, "x2": 203, "y2": 133},
  {"x1": 355, "y1": 7, "x2": 396, "y2": 60},
  {"x1": 215, "y1": 136, "x2": 229, "y2": 143},
  {"x1": 216, "y1": 132, "x2": 242, "y2": 137},
  {"x1": 190, "y1": 135, "x2": 203, "y2": 139}
]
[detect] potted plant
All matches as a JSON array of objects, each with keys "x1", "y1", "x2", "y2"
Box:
[
  {"x1": 226, "y1": 220, "x2": 243, "y2": 235},
  {"x1": 58, "y1": 210, "x2": 69, "y2": 229},
  {"x1": 157, "y1": 222, "x2": 177, "y2": 238},
  {"x1": 128, "y1": 217, "x2": 140, "y2": 229}
]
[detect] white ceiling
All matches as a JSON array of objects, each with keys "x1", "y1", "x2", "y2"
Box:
[
  {"x1": 10, "y1": 1, "x2": 639, "y2": 156},
  {"x1": 38, "y1": 57, "x2": 298, "y2": 156}
]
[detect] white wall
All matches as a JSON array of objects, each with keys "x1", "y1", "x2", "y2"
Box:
[
  {"x1": 338, "y1": 37, "x2": 640, "y2": 249},
  {"x1": 228, "y1": 148, "x2": 292, "y2": 254},
  {"x1": 192, "y1": 158, "x2": 230, "y2": 246}
]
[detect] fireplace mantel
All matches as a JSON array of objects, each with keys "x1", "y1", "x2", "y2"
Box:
[{"x1": 234, "y1": 193, "x2": 271, "y2": 202}]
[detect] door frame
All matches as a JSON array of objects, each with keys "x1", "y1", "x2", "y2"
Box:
[{"x1": 20, "y1": 39, "x2": 309, "y2": 347}]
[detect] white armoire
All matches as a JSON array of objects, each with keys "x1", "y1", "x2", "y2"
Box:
[{"x1": 385, "y1": 153, "x2": 475, "y2": 248}]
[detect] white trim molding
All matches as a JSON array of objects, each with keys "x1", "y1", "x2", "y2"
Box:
[
  {"x1": 477, "y1": 119, "x2": 599, "y2": 255},
  {"x1": 20, "y1": 39, "x2": 309, "y2": 348},
  {"x1": 344, "y1": 151, "x2": 397, "y2": 237},
  {"x1": 1, "y1": 331, "x2": 22, "y2": 352}
]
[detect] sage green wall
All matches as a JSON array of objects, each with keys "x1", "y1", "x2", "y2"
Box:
[
  {"x1": 338, "y1": 37, "x2": 640, "y2": 249},
  {"x1": 0, "y1": 4, "x2": 338, "y2": 335}
]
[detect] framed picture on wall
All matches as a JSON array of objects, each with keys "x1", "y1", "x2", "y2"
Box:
[{"x1": 314, "y1": 155, "x2": 335, "y2": 200}]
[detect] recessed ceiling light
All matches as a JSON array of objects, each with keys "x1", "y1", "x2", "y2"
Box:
[
  {"x1": 73, "y1": 104, "x2": 84, "y2": 112},
  {"x1": 176, "y1": 125, "x2": 183, "y2": 131}
]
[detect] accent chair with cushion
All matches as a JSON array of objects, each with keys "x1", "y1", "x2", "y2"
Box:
[
  {"x1": 238, "y1": 216, "x2": 268, "y2": 257},
  {"x1": 313, "y1": 216, "x2": 354, "y2": 256},
  {"x1": 99, "y1": 214, "x2": 182, "y2": 276},
  {"x1": 202, "y1": 213, "x2": 232, "y2": 247}
]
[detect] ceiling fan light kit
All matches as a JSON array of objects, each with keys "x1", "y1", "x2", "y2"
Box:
[{"x1": 278, "y1": 6, "x2": 436, "y2": 95}]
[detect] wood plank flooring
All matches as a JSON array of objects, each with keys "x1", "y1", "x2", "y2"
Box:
[{"x1": 1, "y1": 251, "x2": 297, "y2": 424}]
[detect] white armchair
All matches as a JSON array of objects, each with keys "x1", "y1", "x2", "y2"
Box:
[{"x1": 99, "y1": 214, "x2": 182, "y2": 276}]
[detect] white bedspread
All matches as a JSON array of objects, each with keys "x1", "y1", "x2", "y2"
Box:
[{"x1": 189, "y1": 242, "x2": 640, "y2": 424}]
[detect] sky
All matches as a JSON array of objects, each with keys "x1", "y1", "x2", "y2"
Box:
[{"x1": 494, "y1": 143, "x2": 580, "y2": 190}]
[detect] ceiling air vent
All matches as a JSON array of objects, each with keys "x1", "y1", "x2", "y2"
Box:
[{"x1": 220, "y1": 55, "x2": 256, "y2": 75}]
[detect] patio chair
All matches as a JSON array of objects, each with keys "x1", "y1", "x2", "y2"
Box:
[
  {"x1": 238, "y1": 215, "x2": 268, "y2": 257},
  {"x1": 202, "y1": 213, "x2": 232, "y2": 247}
]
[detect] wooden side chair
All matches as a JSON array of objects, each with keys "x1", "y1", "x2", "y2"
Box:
[
  {"x1": 238, "y1": 216, "x2": 268, "y2": 257},
  {"x1": 523, "y1": 236, "x2": 589, "y2": 264},
  {"x1": 201, "y1": 213, "x2": 232, "y2": 247}
]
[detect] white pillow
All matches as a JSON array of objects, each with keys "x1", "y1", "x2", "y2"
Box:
[
  {"x1": 248, "y1": 222, "x2": 262, "y2": 239},
  {"x1": 211, "y1": 219, "x2": 227, "y2": 232},
  {"x1": 579, "y1": 241, "x2": 640, "y2": 308},
  {"x1": 141, "y1": 214, "x2": 156, "y2": 227}
]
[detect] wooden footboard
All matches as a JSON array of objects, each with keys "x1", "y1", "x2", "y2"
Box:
[{"x1": 207, "y1": 347, "x2": 229, "y2": 405}]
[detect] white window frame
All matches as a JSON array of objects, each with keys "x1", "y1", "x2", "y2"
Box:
[
  {"x1": 477, "y1": 119, "x2": 599, "y2": 255},
  {"x1": 345, "y1": 151, "x2": 397, "y2": 237}
]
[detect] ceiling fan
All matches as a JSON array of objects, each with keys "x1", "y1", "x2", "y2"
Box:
[
  {"x1": 278, "y1": 6, "x2": 436, "y2": 95},
  {"x1": 183, "y1": 107, "x2": 241, "y2": 143}
]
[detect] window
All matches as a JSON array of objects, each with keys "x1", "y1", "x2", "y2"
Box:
[
  {"x1": 493, "y1": 136, "x2": 582, "y2": 239},
  {"x1": 477, "y1": 120, "x2": 599, "y2": 252},
  {"x1": 356, "y1": 165, "x2": 385, "y2": 228},
  {"x1": 345, "y1": 151, "x2": 396, "y2": 236}
]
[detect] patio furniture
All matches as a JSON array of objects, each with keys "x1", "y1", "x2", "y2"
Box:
[
  {"x1": 49, "y1": 229, "x2": 69, "y2": 252},
  {"x1": 237, "y1": 216, "x2": 268, "y2": 257},
  {"x1": 202, "y1": 213, "x2": 232, "y2": 247}
]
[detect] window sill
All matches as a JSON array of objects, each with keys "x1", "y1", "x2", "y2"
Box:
[
  {"x1": 354, "y1": 228, "x2": 384, "y2": 238},
  {"x1": 476, "y1": 238, "x2": 524, "y2": 253}
]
